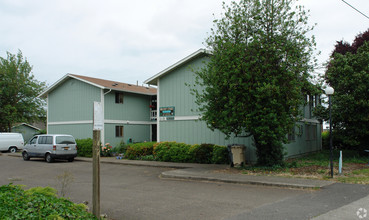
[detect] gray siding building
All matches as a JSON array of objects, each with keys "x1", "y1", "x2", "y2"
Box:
[
  {"x1": 41, "y1": 50, "x2": 321, "y2": 163},
  {"x1": 145, "y1": 49, "x2": 322, "y2": 163},
  {"x1": 40, "y1": 74, "x2": 157, "y2": 147}
]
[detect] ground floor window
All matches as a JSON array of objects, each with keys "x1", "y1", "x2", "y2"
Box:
[{"x1": 115, "y1": 125, "x2": 123, "y2": 137}]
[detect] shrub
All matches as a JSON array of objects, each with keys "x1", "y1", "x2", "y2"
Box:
[
  {"x1": 190, "y1": 144, "x2": 213, "y2": 164},
  {"x1": 115, "y1": 141, "x2": 231, "y2": 164},
  {"x1": 153, "y1": 142, "x2": 192, "y2": 162},
  {"x1": 167, "y1": 143, "x2": 192, "y2": 163},
  {"x1": 112, "y1": 140, "x2": 127, "y2": 155},
  {"x1": 125, "y1": 142, "x2": 155, "y2": 160},
  {"x1": 76, "y1": 138, "x2": 93, "y2": 158},
  {"x1": 211, "y1": 145, "x2": 230, "y2": 164},
  {"x1": 153, "y1": 142, "x2": 172, "y2": 162},
  {"x1": 0, "y1": 184, "x2": 96, "y2": 219},
  {"x1": 140, "y1": 155, "x2": 156, "y2": 161},
  {"x1": 153, "y1": 142, "x2": 230, "y2": 164}
]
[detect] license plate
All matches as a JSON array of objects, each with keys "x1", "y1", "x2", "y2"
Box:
[{"x1": 63, "y1": 147, "x2": 69, "y2": 150}]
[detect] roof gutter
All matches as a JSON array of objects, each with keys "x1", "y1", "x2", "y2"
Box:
[{"x1": 104, "y1": 89, "x2": 112, "y2": 95}]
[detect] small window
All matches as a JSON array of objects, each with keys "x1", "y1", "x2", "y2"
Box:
[
  {"x1": 56, "y1": 136, "x2": 76, "y2": 144},
  {"x1": 30, "y1": 137, "x2": 37, "y2": 145},
  {"x1": 38, "y1": 136, "x2": 46, "y2": 144},
  {"x1": 115, "y1": 92, "x2": 124, "y2": 104},
  {"x1": 45, "y1": 136, "x2": 53, "y2": 144},
  {"x1": 115, "y1": 126, "x2": 123, "y2": 137},
  {"x1": 38, "y1": 136, "x2": 52, "y2": 144}
]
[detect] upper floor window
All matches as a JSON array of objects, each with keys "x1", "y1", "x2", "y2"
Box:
[{"x1": 115, "y1": 92, "x2": 124, "y2": 104}]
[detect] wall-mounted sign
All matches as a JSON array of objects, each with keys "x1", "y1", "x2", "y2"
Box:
[
  {"x1": 93, "y1": 102, "x2": 103, "y2": 130},
  {"x1": 159, "y1": 106, "x2": 175, "y2": 117}
]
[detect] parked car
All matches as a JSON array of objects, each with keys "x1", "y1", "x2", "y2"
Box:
[
  {"x1": 0, "y1": 133, "x2": 24, "y2": 153},
  {"x1": 22, "y1": 134, "x2": 77, "y2": 163}
]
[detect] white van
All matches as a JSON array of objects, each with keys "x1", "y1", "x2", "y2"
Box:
[{"x1": 0, "y1": 133, "x2": 25, "y2": 153}]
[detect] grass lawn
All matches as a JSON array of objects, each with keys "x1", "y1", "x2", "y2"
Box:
[{"x1": 234, "y1": 150, "x2": 369, "y2": 184}]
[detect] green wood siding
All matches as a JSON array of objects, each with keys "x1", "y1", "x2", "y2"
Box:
[
  {"x1": 160, "y1": 120, "x2": 321, "y2": 163},
  {"x1": 104, "y1": 91, "x2": 151, "y2": 121},
  {"x1": 157, "y1": 53, "x2": 322, "y2": 163},
  {"x1": 160, "y1": 56, "x2": 208, "y2": 117},
  {"x1": 284, "y1": 122, "x2": 322, "y2": 158},
  {"x1": 48, "y1": 78, "x2": 101, "y2": 122},
  {"x1": 48, "y1": 124, "x2": 93, "y2": 140},
  {"x1": 160, "y1": 120, "x2": 257, "y2": 162},
  {"x1": 104, "y1": 124, "x2": 150, "y2": 147},
  {"x1": 47, "y1": 78, "x2": 153, "y2": 148}
]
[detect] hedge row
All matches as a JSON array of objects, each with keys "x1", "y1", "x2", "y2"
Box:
[
  {"x1": 126, "y1": 141, "x2": 229, "y2": 164},
  {"x1": 76, "y1": 138, "x2": 93, "y2": 158},
  {"x1": 75, "y1": 139, "x2": 229, "y2": 164},
  {"x1": 76, "y1": 139, "x2": 128, "y2": 158},
  {"x1": 125, "y1": 142, "x2": 155, "y2": 160}
]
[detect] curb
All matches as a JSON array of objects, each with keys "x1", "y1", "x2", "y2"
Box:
[
  {"x1": 74, "y1": 157, "x2": 201, "y2": 169},
  {"x1": 160, "y1": 169, "x2": 334, "y2": 189}
]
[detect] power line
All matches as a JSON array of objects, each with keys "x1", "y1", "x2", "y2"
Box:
[{"x1": 341, "y1": 0, "x2": 369, "y2": 20}]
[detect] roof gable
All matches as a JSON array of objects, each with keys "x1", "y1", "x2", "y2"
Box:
[
  {"x1": 39, "y1": 74, "x2": 157, "y2": 98},
  {"x1": 12, "y1": 123, "x2": 41, "y2": 131},
  {"x1": 144, "y1": 49, "x2": 210, "y2": 85}
]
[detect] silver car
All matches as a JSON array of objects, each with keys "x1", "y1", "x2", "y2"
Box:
[{"x1": 22, "y1": 134, "x2": 77, "y2": 163}]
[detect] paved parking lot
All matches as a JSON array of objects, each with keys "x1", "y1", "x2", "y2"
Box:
[{"x1": 0, "y1": 155, "x2": 306, "y2": 220}]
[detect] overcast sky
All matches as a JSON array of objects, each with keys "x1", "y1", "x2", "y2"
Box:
[{"x1": 0, "y1": 0, "x2": 368, "y2": 87}]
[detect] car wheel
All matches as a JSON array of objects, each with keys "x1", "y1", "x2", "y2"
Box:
[
  {"x1": 9, "y1": 147, "x2": 17, "y2": 153},
  {"x1": 68, "y1": 158, "x2": 74, "y2": 162},
  {"x1": 45, "y1": 153, "x2": 54, "y2": 163},
  {"x1": 22, "y1": 152, "x2": 30, "y2": 161}
]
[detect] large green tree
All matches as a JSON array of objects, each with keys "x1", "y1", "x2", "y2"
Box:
[
  {"x1": 0, "y1": 50, "x2": 46, "y2": 131},
  {"x1": 325, "y1": 29, "x2": 369, "y2": 151},
  {"x1": 193, "y1": 0, "x2": 318, "y2": 166}
]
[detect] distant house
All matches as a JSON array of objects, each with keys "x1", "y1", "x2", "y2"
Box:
[
  {"x1": 39, "y1": 74, "x2": 157, "y2": 147},
  {"x1": 145, "y1": 49, "x2": 322, "y2": 163},
  {"x1": 11, "y1": 123, "x2": 42, "y2": 143}
]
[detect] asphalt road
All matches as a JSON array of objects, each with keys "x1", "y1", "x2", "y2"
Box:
[
  {"x1": 0, "y1": 155, "x2": 305, "y2": 220},
  {"x1": 1, "y1": 155, "x2": 368, "y2": 220}
]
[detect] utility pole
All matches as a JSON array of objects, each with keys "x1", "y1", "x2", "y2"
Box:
[
  {"x1": 92, "y1": 102, "x2": 103, "y2": 217},
  {"x1": 92, "y1": 130, "x2": 101, "y2": 217}
]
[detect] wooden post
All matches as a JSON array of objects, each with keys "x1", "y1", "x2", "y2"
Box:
[{"x1": 92, "y1": 130, "x2": 101, "y2": 217}]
